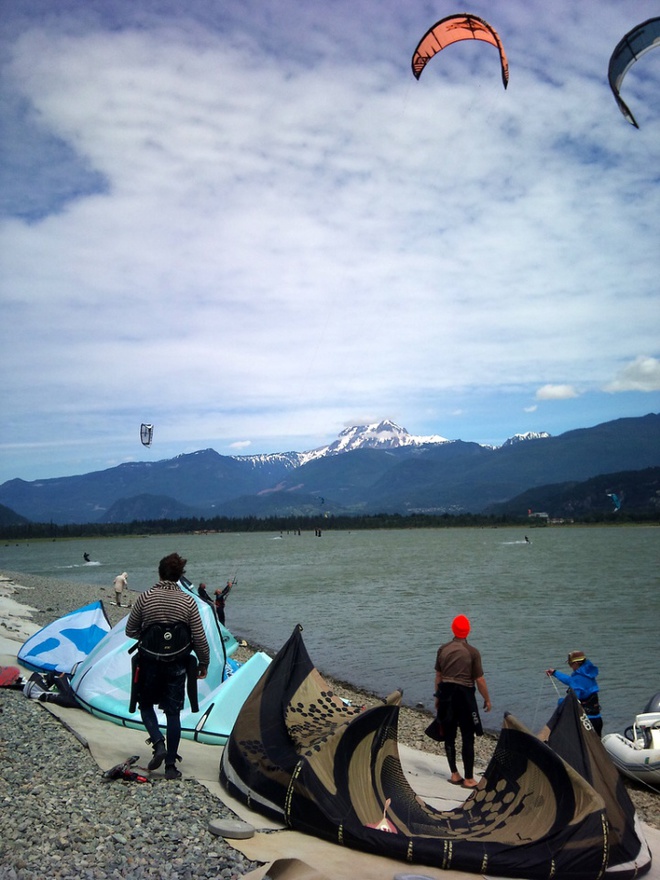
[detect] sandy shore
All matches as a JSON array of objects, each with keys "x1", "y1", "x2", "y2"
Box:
[{"x1": 1, "y1": 568, "x2": 658, "y2": 831}]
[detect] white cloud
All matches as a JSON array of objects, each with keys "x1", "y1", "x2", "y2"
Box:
[
  {"x1": 604, "y1": 356, "x2": 660, "y2": 393},
  {"x1": 229, "y1": 440, "x2": 252, "y2": 451},
  {"x1": 1, "y1": 0, "x2": 659, "y2": 482},
  {"x1": 535, "y1": 385, "x2": 579, "y2": 401}
]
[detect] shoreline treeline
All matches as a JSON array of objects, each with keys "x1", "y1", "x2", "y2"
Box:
[{"x1": 0, "y1": 509, "x2": 657, "y2": 540}]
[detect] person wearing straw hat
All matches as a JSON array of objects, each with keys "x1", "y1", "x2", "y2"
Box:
[
  {"x1": 434, "y1": 614, "x2": 492, "y2": 789},
  {"x1": 546, "y1": 650, "x2": 603, "y2": 736}
]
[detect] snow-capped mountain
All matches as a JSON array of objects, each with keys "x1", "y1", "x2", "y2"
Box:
[
  {"x1": 237, "y1": 420, "x2": 548, "y2": 468},
  {"x1": 229, "y1": 450, "x2": 305, "y2": 470},
  {"x1": 2, "y1": 414, "x2": 658, "y2": 524},
  {"x1": 501, "y1": 432, "x2": 551, "y2": 447},
  {"x1": 298, "y1": 419, "x2": 450, "y2": 464}
]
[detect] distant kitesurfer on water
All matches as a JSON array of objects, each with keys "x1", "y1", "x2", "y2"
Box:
[
  {"x1": 524, "y1": 536, "x2": 531, "y2": 544},
  {"x1": 83, "y1": 552, "x2": 90, "y2": 562},
  {"x1": 546, "y1": 650, "x2": 603, "y2": 736}
]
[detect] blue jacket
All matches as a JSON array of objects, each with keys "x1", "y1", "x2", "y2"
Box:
[{"x1": 553, "y1": 659, "x2": 601, "y2": 716}]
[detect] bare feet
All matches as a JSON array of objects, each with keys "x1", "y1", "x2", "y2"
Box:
[{"x1": 462, "y1": 778, "x2": 479, "y2": 789}]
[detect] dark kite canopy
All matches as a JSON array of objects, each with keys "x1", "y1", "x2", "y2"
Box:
[{"x1": 220, "y1": 625, "x2": 651, "y2": 878}]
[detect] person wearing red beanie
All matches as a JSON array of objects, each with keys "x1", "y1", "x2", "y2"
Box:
[
  {"x1": 432, "y1": 615, "x2": 492, "y2": 788},
  {"x1": 451, "y1": 614, "x2": 471, "y2": 639}
]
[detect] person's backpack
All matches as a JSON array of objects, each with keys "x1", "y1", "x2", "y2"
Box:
[{"x1": 138, "y1": 621, "x2": 192, "y2": 662}]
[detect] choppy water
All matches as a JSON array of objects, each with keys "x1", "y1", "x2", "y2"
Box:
[{"x1": 2, "y1": 525, "x2": 658, "y2": 735}]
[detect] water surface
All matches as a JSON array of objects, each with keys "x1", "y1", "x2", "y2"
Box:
[{"x1": 2, "y1": 525, "x2": 657, "y2": 734}]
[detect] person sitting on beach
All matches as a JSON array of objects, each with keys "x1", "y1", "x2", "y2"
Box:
[
  {"x1": 546, "y1": 650, "x2": 602, "y2": 736},
  {"x1": 113, "y1": 572, "x2": 128, "y2": 607},
  {"x1": 434, "y1": 614, "x2": 492, "y2": 789},
  {"x1": 125, "y1": 553, "x2": 210, "y2": 780}
]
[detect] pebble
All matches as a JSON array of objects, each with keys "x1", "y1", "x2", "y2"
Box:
[
  {"x1": 0, "y1": 689, "x2": 262, "y2": 880},
  {"x1": 0, "y1": 570, "x2": 265, "y2": 880}
]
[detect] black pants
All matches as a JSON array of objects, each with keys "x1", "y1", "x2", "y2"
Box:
[
  {"x1": 589, "y1": 715, "x2": 603, "y2": 737},
  {"x1": 135, "y1": 658, "x2": 187, "y2": 766},
  {"x1": 437, "y1": 682, "x2": 481, "y2": 779},
  {"x1": 444, "y1": 714, "x2": 475, "y2": 778}
]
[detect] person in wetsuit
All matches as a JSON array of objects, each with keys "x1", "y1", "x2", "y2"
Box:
[{"x1": 434, "y1": 614, "x2": 492, "y2": 789}]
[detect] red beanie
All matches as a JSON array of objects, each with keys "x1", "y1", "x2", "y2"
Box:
[{"x1": 452, "y1": 614, "x2": 471, "y2": 639}]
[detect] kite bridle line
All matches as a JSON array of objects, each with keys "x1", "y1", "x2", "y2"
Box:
[
  {"x1": 530, "y1": 672, "x2": 563, "y2": 733},
  {"x1": 547, "y1": 673, "x2": 563, "y2": 700}
]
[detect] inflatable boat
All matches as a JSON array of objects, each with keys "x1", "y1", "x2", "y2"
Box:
[{"x1": 603, "y1": 692, "x2": 660, "y2": 787}]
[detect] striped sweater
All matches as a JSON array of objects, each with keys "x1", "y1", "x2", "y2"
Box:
[{"x1": 125, "y1": 581, "x2": 210, "y2": 667}]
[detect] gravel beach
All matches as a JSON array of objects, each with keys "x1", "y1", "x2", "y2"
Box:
[{"x1": 1, "y1": 569, "x2": 658, "y2": 880}]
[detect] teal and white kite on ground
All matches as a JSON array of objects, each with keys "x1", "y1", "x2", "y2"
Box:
[
  {"x1": 18, "y1": 600, "x2": 111, "y2": 674},
  {"x1": 69, "y1": 579, "x2": 270, "y2": 745}
]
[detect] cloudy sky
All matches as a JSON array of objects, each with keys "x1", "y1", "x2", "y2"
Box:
[{"x1": 2, "y1": 0, "x2": 659, "y2": 483}]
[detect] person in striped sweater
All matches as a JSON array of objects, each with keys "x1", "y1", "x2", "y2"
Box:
[{"x1": 126, "y1": 553, "x2": 210, "y2": 780}]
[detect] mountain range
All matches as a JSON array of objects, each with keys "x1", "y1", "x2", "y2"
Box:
[{"x1": 1, "y1": 415, "x2": 659, "y2": 524}]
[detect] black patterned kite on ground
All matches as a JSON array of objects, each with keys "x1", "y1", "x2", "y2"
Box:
[{"x1": 220, "y1": 624, "x2": 651, "y2": 878}]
